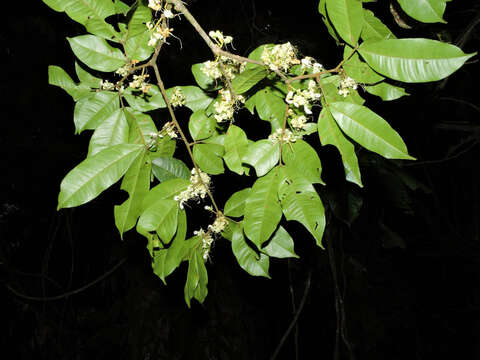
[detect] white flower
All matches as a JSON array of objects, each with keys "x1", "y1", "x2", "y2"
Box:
[
  {"x1": 268, "y1": 128, "x2": 298, "y2": 144},
  {"x1": 146, "y1": 21, "x2": 173, "y2": 47},
  {"x1": 201, "y1": 60, "x2": 223, "y2": 80},
  {"x1": 208, "y1": 30, "x2": 233, "y2": 46},
  {"x1": 338, "y1": 76, "x2": 358, "y2": 97},
  {"x1": 163, "y1": 9, "x2": 174, "y2": 18},
  {"x1": 170, "y1": 87, "x2": 186, "y2": 107},
  {"x1": 261, "y1": 42, "x2": 300, "y2": 72},
  {"x1": 208, "y1": 214, "x2": 228, "y2": 233},
  {"x1": 148, "y1": 0, "x2": 162, "y2": 11},
  {"x1": 213, "y1": 89, "x2": 244, "y2": 123},
  {"x1": 100, "y1": 80, "x2": 115, "y2": 91},
  {"x1": 161, "y1": 121, "x2": 178, "y2": 139},
  {"x1": 115, "y1": 64, "x2": 130, "y2": 77},
  {"x1": 313, "y1": 62, "x2": 324, "y2": 73},
  {"x1": 174, "y1": 168, "x2": 211, "y2": 209},
  {"x1": 129, "y1": 74, "x2": 149, "y2": 89},
  {"x1": 290, "y1": 114, "x2": 308, "y2": 130}
]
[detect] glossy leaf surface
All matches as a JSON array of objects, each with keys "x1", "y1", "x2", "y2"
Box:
[
  {"x1": 224, "y1": 188, "x2": 251, "y2": 217},
  {"x1": 74, "y1": 91, "x2": 119, "y2": 133},
  {"x1": 232, "y1": 224, "x2": 270, "y2": 277},
  {"x1": 151, "y1": 157, "x2": 190, "y2": 182},
  {"x1": 242, "y1": 140, "x2": 280, "y2": 177},
  {"x1": 326, "y1": 0, "x2": 364, "y2": 46},
  {"x1": 88, "y1": 108, "x2": 129, "y2": 156},
  {"x1": 262, "y1": 226, "x2": 298, "y2": 259},
  {"x1": 397, "y1": 0, "x2": 447, "y2": 23}
]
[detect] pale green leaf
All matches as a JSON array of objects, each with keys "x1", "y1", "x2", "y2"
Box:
[
  {"x1": 242, "y1": 140, "x2": 280, "y2": 177},
  {"x1": 193, "y1": 143, "x2": 225, "y2": 175},
  {"x1": 329, "y1": 102, "x2": 414, "y2": 159},
  {"x1": 42, "y1": 0, "x2": 69, "y2": 12},
  {"x1": 191, "y1": 63, "x2": 222, "y2": 91},
  {"x1": 114, "y1": 0, "x2": 130, "y2": 15},
  {"x1": 188, "y1": 111, "x2": 217, "y2": 141},
  {"x1": 224, "y1": 188, "x2": 251, "y2": 217},
  {"x1": 278, "y1": 168, "x2": 325, "y2": 248},
  {"x1": 397, "y1": 0, "x2": 447, "y2": 23},
  {"x1": 123, "y1": 85, "x2": 166, "y2": 112},
  {"x1": 244, "y1": 168, "x2": 283, "y2": 247},
  {"x1": 114, "y1": 150, "x2": 151, "y2": 236},
  {"x1": 263, "y1": 226, "x2": 299, "y2": 259},
  {"x1": 361, "y1": 9, "x2": 396, "y2": 41},
  {"x1": 177, "y1": 86, "x2": 215, "y2": 112},
  {"x1": 123, "y1": 109, "x2": 157, "y2": 145},
  {"x1": 318, "y1": 108, "x2": 362, "y2": 186},
  {"x1": 255, "y1": 87, "x2": 286, "y2": 131},
  {"x1": 88, "y1": 108, "x2": 129, "y2": 156},
  {"x1": 358, "y1": 39, "x2": 476, "y2": 83},
  {"x1": 58, "y1": 144, "x2": 144, "y2": 209},
  {"x1": 326, "y1": 0, "x2": 364, "y2": 46},
  {"x1": 48, "y1": 65, "x2": 92, "y2": 100},
  {"x1": 75, "y1": 62, "x2": 101, "y2": 88},
  {"x1": 151, "y1": 157, "x2": 190, "y2": 182},
  {"x1": 74, "y1": 91, "x2": 119, "y2": 133},
  {"x1": 232, "y1": 224, "x2": 270, "y2": 278},
  {"x1": 318, "y1": 0, "x2": 342, "y2": 44},
  {"x1": 184, "y1": 248, "x2": 208, "y2": 307},
  {"x1": 224, "y1": 125, "x2": 249, "y2": 175},
  {"x1": 142, "y1": 178, "x2": 190, "y2": 211},
  {"x1": 124, "y1": 30, "x2": 154, "y2": 61},
  {"x1": 65, "y1": 0, "x2": 118, "y2": 40},
  {"x1": 365, "y1": 82, "x2": 409, "y2": 101},
  {"x1": 138, "y1": 199, "x2": 178, "y2": 244},
  {"x1": 282, "y1": 140, "x2": 324, "y2": 184},
  {"x1": 126, "y1": 3, "x2": 151, "y2": 39},
  {"x1": 231, "y1": 66, "x2": 268, "y2": 94},
  {"x1": 343, "y1": 45, "x2": 385, "y2": 84},
  {"x1": 67, "y1": 35, "x2": 126, "y2": 72}
]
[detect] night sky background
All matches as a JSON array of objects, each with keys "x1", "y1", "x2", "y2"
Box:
[{"x1": 2, "y1": 1, "x2": 480, "y2": 359}]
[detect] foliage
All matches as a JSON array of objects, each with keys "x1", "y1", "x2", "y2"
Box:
[{"x1": 43, "y1": 0, "x2": 475, "y2": 306}]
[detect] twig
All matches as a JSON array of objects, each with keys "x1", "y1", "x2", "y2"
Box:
[
  {"x1": 270, "y1": 269, "x2": 312, "y2": 360},
  {"x1": 5, "y1": 258, "x2": 127, "y2": 302}
]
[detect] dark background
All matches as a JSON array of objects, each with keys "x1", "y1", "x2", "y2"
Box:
[{"x1": 1, "y1": 0, "x2": 480, "y2": 359}]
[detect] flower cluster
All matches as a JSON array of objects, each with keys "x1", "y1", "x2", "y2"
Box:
[
  {"x1": 146, "y1": 21, "x2": 173, "y2": 47},
  {"x1": 208, "y1": 30, "x2": 233, "y2": 47},
  {"x1": 208, "y1": 213, "x2": 228, "y2": 233},
  {"x1": 213, "y1": 89, "x2": 245, "y2": 123},
  {"x1": 129, "y1": 74, "x2": 151, "y2": 93},
  {"x1": 170, "y1": 87, "x2": 186, "y2": 107},
  {"x1": 300, "y1": 56, "x2": 324, "y2": 73},
  {"x1": 148, "y1": 0, "x2": 162, "y2": 11},
  {"x1": 100, "y1": 80, "x2": 115, "y2": 91},
  {"x1": 174, "y1": 168, "x2": 211, "y2": 209},
  {"x1": 338, "y1": 76, "x2": 358, "y2": 97},
  {"x1": 115, "y1": 64, "x2": 130, "y2": 77},
  {"x1": 201, "y1": 56, "x2": 246, "y2": 81},
  {"x1": 261, "y1": 42, "x2": 300, "y2": 72},
  {"x1": 288, "y1": 110, "x2": 309, "y2": 130},
  {"x1": 161, "y1": 121, "x2": 177, "y2": 139},
  {"x1": 285, "y1": 80, "x2": 321, "y2": 115},
  {"x1": 268, "y1": 128, "x2": 298, "y2": 144},
  {"x1": 194, "y1": 229, "x2": 214, "y2": 260}
]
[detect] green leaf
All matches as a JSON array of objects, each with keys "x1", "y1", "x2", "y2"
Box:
[
  {"x1": 245, "y1": 44, "x2": 271, "y2": 70},
  {"x1": 361, "y1": 9, "x2": 396, "y2": 41},
  {"x1": 142, "y1": 178, "x2": 190, "y2": 211},
  {"x1": 326, "y1": 0, "x2": 364, "y2": 46},
  {"x1": 74, "y1": 91, "x2": 119, "y2": 133},
  {"x1": 397, "y1": 0, "x2": 447, "y2": 24},
  {"x1": 255, "y1": 87, "x2": 286, "y2": 131},
  {"x1": 224, "y1": 188, "x2": 251, "y2": 217},
  {"x1": 124, "y1": 109, "x2": 157, "y2": 145},
  {"x1": 232, "y1": 224, "x2": 270, "y2": 278},
  {"x1": 124, "y1": 29, "x2": 154, "y2": 61},
  {"x1": 318, "y1": 0, "x2": 342, "y2": 44},
  {"x1": 75, "y1": 62, "x2": 101, "y2": 88},
  {"x1": 329, "y1": 102, "x2": 414, "y2": 159},
  {"x1": 188, "y1": 111, "x2": 217, "y2": 141},
  {"x1": 184, "y1": 248, "x2": 208, "y2": 307},
  {"x1": 244, "y1": 92, "x2": 257, "y2": 114},
  {"x1": 318, "y1": 108, "x2": 362, "y2": 186},
  {"x1": 67, "y1": 35, "x2": 126, "y2": 72},
  {"x1": 114, "y1": 150, "x2": 151, "y2": 237},
  {"x1": 42, "y1": 0, "x2": 69, "y2": 12},
  {"x1": 193, "y1": 143, "x2": 225, "y2": 175},
  {"x1": 88, "y1": 108, "x2": 129, "y2": 156},
  {"x1": 244, "y1": 168, "x2": 283, "y2": 247},
  {"x1": 126, "y1": 3, "x2": 151, "y2": 40},
  {"x1": 358, "y1": 39, "x2": 476, "y2": 83},
  {"x1": 231, "y1": 66, "x2": 268, "y2": 94},
  {"x1": 138, "y1": 199, "x2": 178, "y2": 244},
  {"x1": 282, "y1": 140, "x2": 324, "y2": 184},
  {"x1": 243, "y1": 140, "x2": 280, "y2": 177},
  {"x1": 343, "y1": 46, "x2": 385, "y2": 84},
  {"x1": 151, "y1": 210, "x2": 188, "y2": 283},
  {"x1": 191, "y1": 63, "x2": 222, "y2": 91},
  {"x1": 48, "y1": 65, "x2": 92, "y2": 100},
  {"x1": 124, "y1": 85, "x2": 166, "y2": 112},
  {"x1": 262, "y1": 226, "x2": 299, "y2": 259},
  {"x1": 114, "y1": 0, "x2": 130, "y2": 15},
  {"x1": 224, "y1": 125, "x2": 249, "y2": 175},
  {"x1": 278, "y1": 167, "x2": 325, "y2": 248},
  {"x1": 65, "y1": 0, "x2": 118, "y2": 40},
  {"x1": 177, "y1": 86, "x2": 215, "y2": 112},
  {"x1": 58, "y1": 144, "x2": 144, "y2": 209},
  {"x1": 151, "y1": 157, "x2": 190, "y2": 182},
  {"x1": 365, "y1": 82, "x2": 409, "y2": 101}
]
